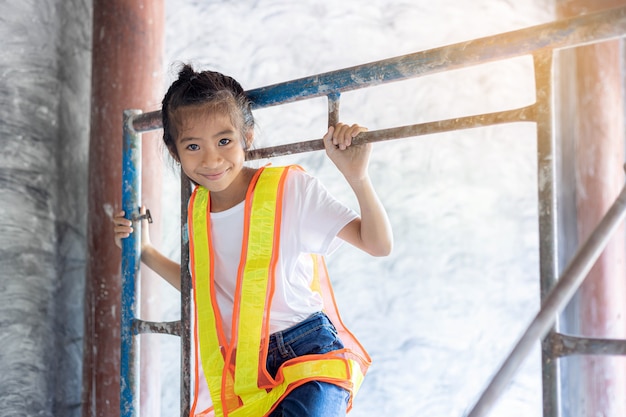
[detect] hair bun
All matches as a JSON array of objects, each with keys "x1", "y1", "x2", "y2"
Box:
[{"x1": 178, "y1": 64, "x2": 198, "y2": 82}]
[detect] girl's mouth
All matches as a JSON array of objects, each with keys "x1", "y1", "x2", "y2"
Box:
[
  {"x1": 203, "y1": 171, "x2": 225, "y2": 181},
  {"x1": 199, "y1": 168, "x2": 230, "y2": 182}
]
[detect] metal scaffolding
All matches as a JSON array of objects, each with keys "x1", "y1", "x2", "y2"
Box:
[{"x1": 120, "y1": 6, "x2": 626, "y2": 416}]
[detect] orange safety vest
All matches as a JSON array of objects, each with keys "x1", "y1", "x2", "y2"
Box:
[{"x1": 188, "y1": 165, "x2": 371, "y2": 417}]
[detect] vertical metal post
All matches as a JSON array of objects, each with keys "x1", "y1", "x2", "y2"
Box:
[
  {"x1": 328, "y1": 92, "x2": 340, "y2": 127},
  {"x1": 121, "y1": 109, "x2": 142, "y2": 417},
  {"x1": 180, "y1": 174, "x2": 193, "y2": 416},
  {"x1": 533, "y1": 51, "x2": 560, "y2": 417}
]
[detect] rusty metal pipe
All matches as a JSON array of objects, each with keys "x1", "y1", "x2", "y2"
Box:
[
  {"x1": 245, "y1": 105, "x2": 534, "y2": 160},
  {"x1": 133, "y1": 319, "x2": 182, "y2": 337},
  {"x1": 549, "y1": 332, "x2": 626, "y2": 357}
]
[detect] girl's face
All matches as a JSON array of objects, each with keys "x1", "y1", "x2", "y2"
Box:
[{"x1": 174, "y1": 109, "x2": 252, "y2": 204}]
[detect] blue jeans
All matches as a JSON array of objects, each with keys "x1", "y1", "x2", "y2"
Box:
[{"x1": 265, "y1": 312, "x2": 350, "y2": 417}]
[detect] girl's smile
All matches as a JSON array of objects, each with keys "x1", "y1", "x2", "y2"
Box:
[{"x1": 201, "y1": 171, "x2": 226, "y2": 179}]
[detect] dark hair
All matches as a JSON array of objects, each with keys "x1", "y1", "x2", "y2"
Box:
[{"x1": 161, "y1": 64, "x2": 254, "y2": 161}]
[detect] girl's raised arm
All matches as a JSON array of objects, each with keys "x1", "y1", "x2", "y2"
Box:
[{"x1": 323, "y1": 123, "x2": 393, "y2": 257}]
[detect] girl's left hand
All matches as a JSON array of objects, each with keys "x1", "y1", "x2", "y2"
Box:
[{"x1": 323, "y1": 123, "x2": 372, "y2": 181}]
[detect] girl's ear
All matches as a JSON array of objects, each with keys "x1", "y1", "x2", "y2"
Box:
[{"x1": 244, "y1": 130, "x2": 254, "y2": 150}]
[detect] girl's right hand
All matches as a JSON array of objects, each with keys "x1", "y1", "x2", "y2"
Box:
[
  {"x1": 113, "y1": 208, "x2": 181, "y2": 290},
  {"x1": 113, "y1": 210, "x2": 132, "y2": 249},
  {"x1": 112, "y1": 206, "x2": 152, "y2": 251}
]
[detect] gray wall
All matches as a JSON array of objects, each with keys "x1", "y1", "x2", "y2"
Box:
[{"x1": 0, "y1": 1, "x2": 91, "y2": 416}]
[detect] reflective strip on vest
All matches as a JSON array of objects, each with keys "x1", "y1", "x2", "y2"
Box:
[{"x1": 188, "y1": 165, "x2": 371, "y2": 417}]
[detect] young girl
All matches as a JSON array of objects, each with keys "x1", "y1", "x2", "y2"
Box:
[{"x1": 113, "y1": 64, "x2": 392, "y2": 417}]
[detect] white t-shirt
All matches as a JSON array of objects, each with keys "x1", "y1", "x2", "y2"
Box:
[{"x1": 208, "y1": 168, "x2": 358, "y2": 340}]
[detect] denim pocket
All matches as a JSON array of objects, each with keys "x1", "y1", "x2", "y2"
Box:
[
  {"x1": 288, "y1": 321, "x2": 342, "y2": 356},
  {"x1": 266, "y1": 312, "x2": 344, "y2": 377}
]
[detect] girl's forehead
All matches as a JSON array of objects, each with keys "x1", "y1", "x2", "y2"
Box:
[
  {"x1": 174, "y1": 108, "x2": 238, "y2": 138},
  {"x1": 176, "y1": 106, "x2": 229, "y2": 126}
]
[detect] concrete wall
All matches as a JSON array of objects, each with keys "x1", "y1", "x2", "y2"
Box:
[{"x1": 0, "y1": 1, "x2": 91, "y2": 416}]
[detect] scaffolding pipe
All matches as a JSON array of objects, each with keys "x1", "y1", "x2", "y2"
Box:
[
  {"x1": 532, "y1": 49, "x2": 560, "y2": 417},
  {"x1": 129, "y1": 5, "x2": 626, "y2": 134},
  {"x1": 120, "y1": 110, "x2": 143, "y2": 417},
  {"x1": 246, "y1": 6, "x2": 626, "y2": 108},
  {"x1": 245, "y1": 106, "x2": 534, "y2": 160},
  {"x1": 550, "y1": 333, "x2": 626, "y2": 357},
  {"x1": 466, "y1": 177, "x2": 626, "y2": 417}
]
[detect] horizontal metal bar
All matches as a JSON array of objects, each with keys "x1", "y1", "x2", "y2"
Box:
[
  {"x1": 132, "y1": 319, "x2": 182, "y2": 336},
  {"x1": 246, "y1": 6, "x2": 626, "y2": 108},
  {"x1": 466, "y1": 180, "x2": 626, "y2": 417},
  {"x1": 132, "y1": 110, "x2": 162, "y2": 132},
  {"x1": 245, "y1": 105, "x2": 535, "y2": 160},
  {"x1": 130, "y1": 6, "x2": 626, "y2": 134},
  {"x1": 549, "y1": 332, "x2": 626, "y2": 358}
]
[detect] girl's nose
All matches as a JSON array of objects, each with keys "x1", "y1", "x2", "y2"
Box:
[{"x1": 201, "y1": 149, "x2": 222, "y2": 167}]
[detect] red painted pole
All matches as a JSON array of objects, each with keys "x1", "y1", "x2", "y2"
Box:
[
  {"x1": 557, "y1": 1, "x2": 626, "y2": 415},
  {"x1": 574, "y1": 41, "x2": 626, "y2": 417},
  {"x1": 84, "y1": 1, "x2": 164, "y2": 416}
]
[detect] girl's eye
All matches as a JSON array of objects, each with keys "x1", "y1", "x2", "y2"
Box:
[
  {"x1": 186, "y1": 143, "x2": 200, "y2": 151},
  {"x1": 218, "y1": 138, "x2": 231, "y2": 146}
]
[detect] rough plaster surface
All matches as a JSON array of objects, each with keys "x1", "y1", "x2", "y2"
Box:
[
  {"x1": 0, "y1": 1, "x2": 61, "y2": 415},
  {"x1": 0, "y1": 1, "x2": 91, "y2": 416}
]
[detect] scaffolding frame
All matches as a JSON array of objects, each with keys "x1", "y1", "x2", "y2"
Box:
[{"x1": 120, "y1": 6, "x2": 626, "y2": 416}]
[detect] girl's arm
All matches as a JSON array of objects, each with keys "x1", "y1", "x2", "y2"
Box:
[
  {"x1": 324, "y1": 123, "x2": 393, "y2": 257},
  {"x1": 113, "y1": 208, "x2": 182, "y2": 290}
]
